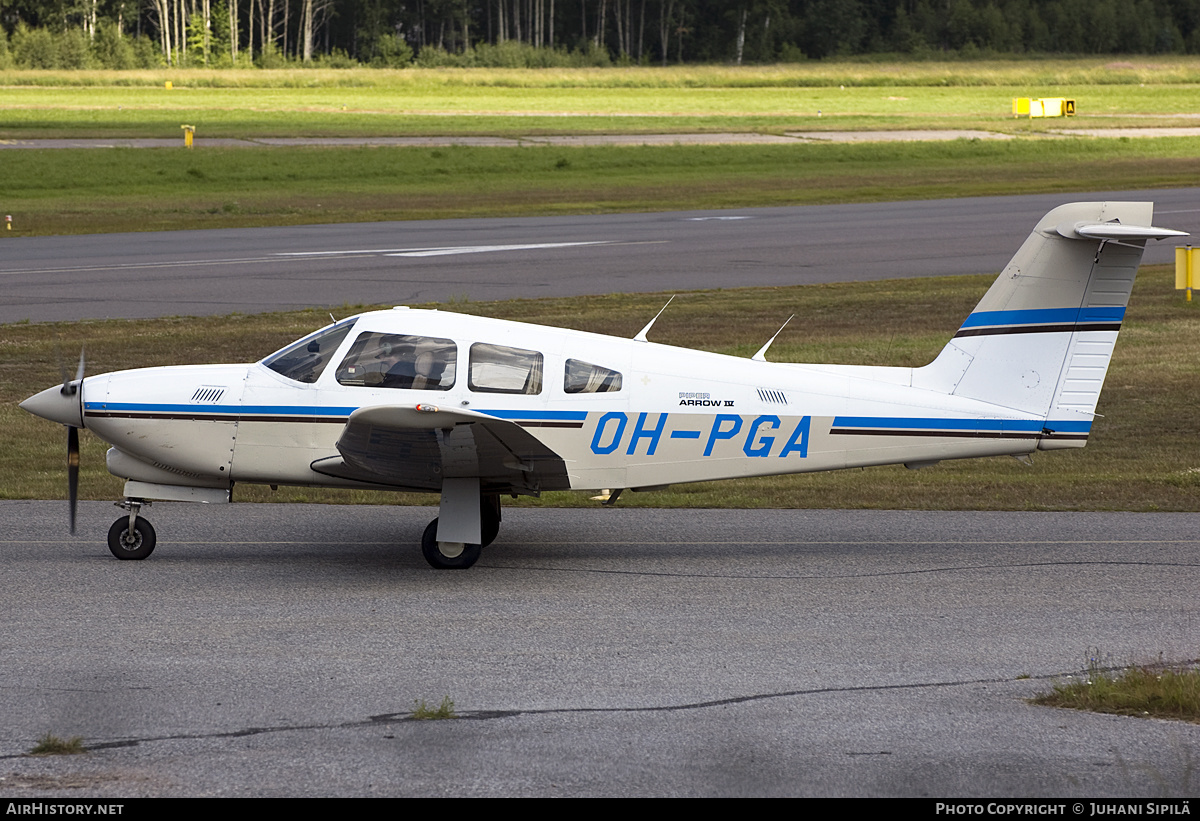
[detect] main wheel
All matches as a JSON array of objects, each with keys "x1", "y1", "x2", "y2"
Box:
[
  {"x1": 480, "y1": 495, "x2": 501, "y2": 549},
  {"x1": 421, "y1": 518, "x2": 481, "y2": 569},
  {"x1": 107, "y1": 516, "x2": 156, "y2": 560}
]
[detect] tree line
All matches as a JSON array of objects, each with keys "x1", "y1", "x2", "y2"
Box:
[{"x1": 2, "y1": 0, "x2": 1198, "y2": 69}]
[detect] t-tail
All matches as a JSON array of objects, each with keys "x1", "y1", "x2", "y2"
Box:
[{"x1": 913, "y1": 202, "x2": 1186, "y2": 449}]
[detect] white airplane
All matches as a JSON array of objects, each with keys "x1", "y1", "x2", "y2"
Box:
[{"x1": 21, "y1": 202, "x2": 1186, "y2": 569}]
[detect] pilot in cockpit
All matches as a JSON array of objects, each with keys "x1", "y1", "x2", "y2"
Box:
[
  {"x1": 369, "y1": 338, "x2": 418, "y2": 388},
  {"x1": 337, "y1": 332, "x2": 455, "y2": 390}
]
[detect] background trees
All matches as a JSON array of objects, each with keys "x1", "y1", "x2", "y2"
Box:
[{"x1": 1, "y1": 0, "x2": 1197, "y2": 68}]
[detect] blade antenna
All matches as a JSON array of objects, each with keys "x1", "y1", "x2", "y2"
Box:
[
  {"x1": 633, "y1": 296, "x2": 675, "y2": 343},
  {"x1": 751, "y1": 315, "x2": 794, "y2": 362}
]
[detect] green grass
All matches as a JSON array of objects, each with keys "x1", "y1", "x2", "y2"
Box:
[
  {"x1": 6, "y1": 266, "x2": 1200, "y2": 511},
  {"x1": 2, "y1": 79, "x2": 1197, "y2": 139},
  {"x1": 5, "y1": 138, "x2": 1199, "y2": 236},
  {"x1": 410, "y1": 696, "x2": 457, "y2": 720},
  {"x1": 4, "y1": 61, "x2": 1200, "y2": 139},
  {"x1": 28, "y1": 734, "x2": 87, "y2": 755},
  {"x1": 1031, "y1": 663, "x2": 1200, "y2": 724}
]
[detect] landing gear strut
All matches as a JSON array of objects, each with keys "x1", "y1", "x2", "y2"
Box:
[
  {"x1": 421, "y1": 493, "x2": 501, "y2": 570},
  {"x1": 107, "y1": 500, "x2": 156, "y2": 560}
]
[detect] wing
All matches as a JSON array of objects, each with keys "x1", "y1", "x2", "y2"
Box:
[{"x1": 310, "y1": 404, "x2": 570, "y2": 495}]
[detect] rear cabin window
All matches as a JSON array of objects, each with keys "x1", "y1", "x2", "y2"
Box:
[
  {"x1": 335, "y1": 332, "x2": 456, "y2": 390},
  {"x1": 469, "y1": 343, "x2": 543, "y2": 395},
  {"x1": 564, "y1": 359, "x2": 623, "y2": 394},
  {"x1": 262, "y1": 319, "x2": 356, "y2": 384}
]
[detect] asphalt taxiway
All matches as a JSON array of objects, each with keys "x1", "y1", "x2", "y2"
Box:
[
  {"x1": 1, "y1": 502, "x2": 1196, "y2": 797},
  {"x1": 3, "y1": 189, "x2": 1198, "y2": 323}
]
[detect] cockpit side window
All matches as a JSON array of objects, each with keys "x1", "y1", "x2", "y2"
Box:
[
  {"x1": 335, "y1": 332, "x2": 457, "y2": 390},
  {"x1": 564, "y1": 359, "x2": 623, "y2": 394},
  {"x1": 262, "y1": 319, "x2": 357, "y2": 384},
  {"x1": 469, "y1": 342, "x2": 543, "y2": 394}
]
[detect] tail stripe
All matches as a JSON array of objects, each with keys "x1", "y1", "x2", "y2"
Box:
[{"x1": 955, "y1": 307, "x2": 1125, "y2": 338}]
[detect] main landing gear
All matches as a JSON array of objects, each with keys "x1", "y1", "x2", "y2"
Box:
[
  {"x1": 421, "y1": 493, "x2": 501, "y2": 570},
  {"x1": 107, "y1": 500, "x2": 156, "y2": 560}
]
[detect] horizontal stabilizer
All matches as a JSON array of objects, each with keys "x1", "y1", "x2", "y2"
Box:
[{"x1": 1057, "y1": 221, "x2": 1188, "y2": 242}]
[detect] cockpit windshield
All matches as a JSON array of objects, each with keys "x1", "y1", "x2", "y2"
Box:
[{"x1": 262, "y1": 318, "x2": 357, "y2": 384}]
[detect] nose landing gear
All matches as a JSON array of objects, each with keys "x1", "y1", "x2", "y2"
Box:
[{"x1": 107, "y1": 500, "x2": 156, "y2": 560}]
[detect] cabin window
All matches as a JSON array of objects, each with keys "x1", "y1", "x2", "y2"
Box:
[
  {"x1": 469, "y1": 343, "x2": 543, "y2": 395},
  {"x1": 335, "y1": 332, "x2": 456, "y2": 390},
  {"x1": 564, "y1": 359, "x2": 623, "y2": 394},
  {"x1": 262, "y1": 319, "x2": 357, "y2": 384}
]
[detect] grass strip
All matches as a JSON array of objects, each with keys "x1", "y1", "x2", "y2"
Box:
[
  {"x1": 4, "y1": 62, "x2": 1200, "y2": 140},
  {"x1": 1031, "y1": 663, "x2": 1200, "y2": 724},
  {"x1": 6, "y1": 139, "x2": 1200, "y2": 236},
  {"x1": 2, "y1": 80, "x2": 1198, "y2": 139},
  {"x1": 7, "y1": 60, "x2": 1200, "y2": 89},
  {"x1": 5, "y1": 266, "x2": 1199, "y2": 511}
]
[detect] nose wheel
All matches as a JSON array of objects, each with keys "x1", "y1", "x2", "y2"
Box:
[{"x1": 107, "y1": 501, "x2": 156, "y2": 560}]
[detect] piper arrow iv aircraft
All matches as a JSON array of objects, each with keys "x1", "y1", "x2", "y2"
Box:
[{"x1": 21, "y1": 202, "x2": 1186, "y2": 569}]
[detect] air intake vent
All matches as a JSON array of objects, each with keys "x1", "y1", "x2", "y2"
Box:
[
  {"x1": 757, "y1": 389, "x2": 788, "y2": 405},
  {"x1": 152, "y1": 461, "x2": 204, "y2": 478},
  {"x1": 191, "y1": 387, "x2": 226, "y2": 403}
]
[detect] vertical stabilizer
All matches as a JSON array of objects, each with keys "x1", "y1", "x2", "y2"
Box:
[{"x1": 913, "y1": 202, "x2": 1185, "y2": 449}]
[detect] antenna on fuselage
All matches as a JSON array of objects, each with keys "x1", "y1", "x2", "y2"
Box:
[
  {"x1": 751, "y1": 315, "x2": 794, "y2": 362},
  {"x1": 633, "y1": 295, "x2": 675, "y2": 343}
]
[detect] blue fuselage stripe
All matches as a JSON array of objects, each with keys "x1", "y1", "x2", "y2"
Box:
[
  {"x1": 86, "y1": 402, "x2": 357, "y2": 416},
  {"x1": 85, "y1": 402, "x2": 589, "y2": 424},
  {"x1": 959, "y1": 307, "x2": 1125, "y2": 330},
  {"x1": 478, "y1": 410, "x2": 589, "y2": 421}
]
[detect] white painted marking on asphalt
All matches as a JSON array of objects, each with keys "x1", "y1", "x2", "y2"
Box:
[
  {"x1": 391, "y1": 242, "x2": 615, "y2": 257},
  {"x1": 276, "y1": 241, "x2": 614, "y2": 258},
  {"x1": 0, "y1": 241, "x2": 661, "y2": 277},
  {"x1": 685, "y1": 216, "x2": 752, "y2": 221}
]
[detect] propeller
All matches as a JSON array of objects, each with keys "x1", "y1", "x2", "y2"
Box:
[
  {"x1": 60, "y1": 348, "x2": 85, "y2": 535},
  {"x1": 19, "y1": 347, "x2": 87, "y2": 533}
]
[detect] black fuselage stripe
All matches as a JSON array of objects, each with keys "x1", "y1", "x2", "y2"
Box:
[
  {"x1": 831, "y1": 428, "x2": 1042, "y2": 439},
  {"x1": 954, "y1": 322, "x2": 1122, "y2": 338}
]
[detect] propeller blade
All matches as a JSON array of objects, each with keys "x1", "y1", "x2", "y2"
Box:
[
  {"x1": 67, "y1": 426, "x2": 79, "y2": 535},
  {"x1": 61, "y1": 347, "x2": 85, "y2": 397}
]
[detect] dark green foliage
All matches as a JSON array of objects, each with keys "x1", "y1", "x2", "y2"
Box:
[
  {"x1": 11, "y1": 24, "x2": 58, "y2": 68},
  {"x1": 3, "y1": 1, "x2": 1199, "y2": 69},
  {"x1": 91, "y1": 21, "x2": 137, "y2": 69}
]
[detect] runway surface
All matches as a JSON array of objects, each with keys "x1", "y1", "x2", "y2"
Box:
[
  {"x1": 1, "y1": 501, "x2": 1196, "y2": 797},
  {"x1": 4, "y1": 189, "x2": 1198, "y2": 323}
]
